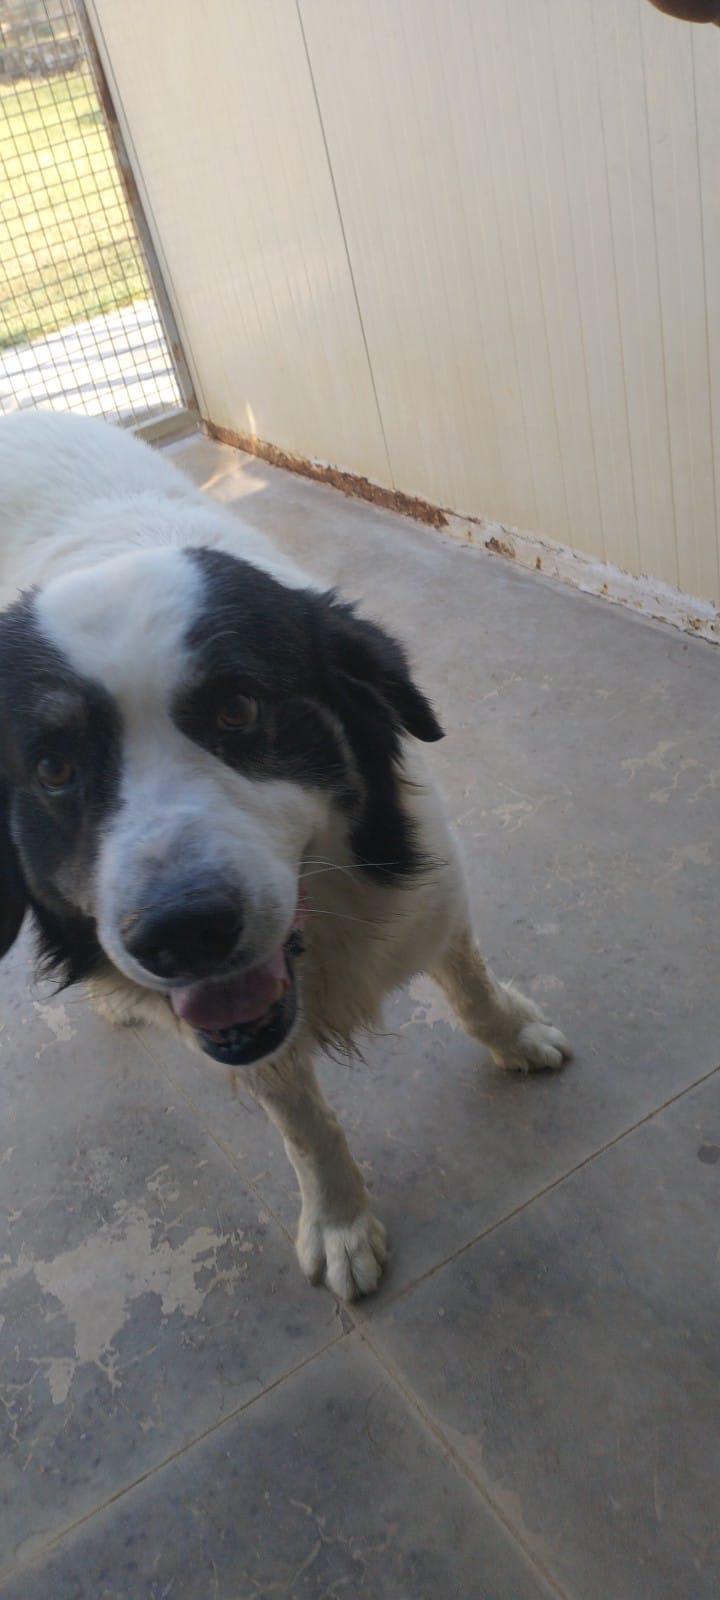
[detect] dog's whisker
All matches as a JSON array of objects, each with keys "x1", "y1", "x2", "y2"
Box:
[
  {"x1": 296, "y1": 864, "x2": 358, "y2": 876},
  {"x1": 300, "y1": 856, "x2": 413, "y2": 882},
  {"x1": 298, "y1": 866, "x2": 357, "y2": 884},
  {"x1": 302, "y1": 907, "x2": 387, "y2": 931}
]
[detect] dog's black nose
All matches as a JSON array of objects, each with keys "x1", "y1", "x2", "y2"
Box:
[{"x1": 124, "y1": 895, "x2": 242, "y2": 980}]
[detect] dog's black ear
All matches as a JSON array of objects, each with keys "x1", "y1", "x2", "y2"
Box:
[
  {"x1": 322, "y1": 596, "x2": 444, "y2": 742},
  {"x1": 0, "y1": 782, "x2": 28, "y2": 957}
]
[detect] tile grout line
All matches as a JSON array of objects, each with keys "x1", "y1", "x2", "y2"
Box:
[
  {"x1": 7, "y1": 1031, "x2": 715, "y2": 1591},
  {"x1": 354, "y1": 1326, "x2": 573, "y2": 1600},
  {"x1": 353, "y1": 1057, "x2": 720, "y2": 1315},
  {"x1": 114, "y1": 1022, "x2": 720, "y2": 1599},
  {"x1": 0, "y1": 1329, "x2": 349, "y2": 1593},
  {"x1": 134, "y1": 1016, "x2": 720, "y2": 1321}
]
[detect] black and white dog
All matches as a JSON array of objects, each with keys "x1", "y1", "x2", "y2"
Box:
[{"x1": 0, "y1": 412, "x2": 569, "y2": 1299}]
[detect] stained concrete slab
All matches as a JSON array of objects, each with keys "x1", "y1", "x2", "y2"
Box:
[
  {"x1": 0, "y1": 932, "x2": 338, "y2": 1578},
  {"x1": 0, "y1": 432, "x2": 719, "y2": 1597},
  {"x1": 3, "y1": 1338, "x2": 556, "y2": 1600},
  {"x1": 371, "y1": 1073, "x2": 720, "y2": 1600}
]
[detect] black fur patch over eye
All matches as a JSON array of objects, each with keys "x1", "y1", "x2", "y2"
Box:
[
  {"x1": 185, "y1": 549, "x2": 444, "y2": 884},
  {"x1": 0, "y1": 595, "x2": 119, "y2": 986}
]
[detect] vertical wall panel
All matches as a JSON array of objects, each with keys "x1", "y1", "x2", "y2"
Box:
[
  {"x1": 88, "y1": 0, "x2": 390, "y2": 482},
  {"x1": 93, "y1": 0, "x2": 720, "y2": 608},
  {"x1": 587, "y1": 0, "x2": 683, "y2": 589},
  {"x1": 549, "y1": 0, "x2": 640, "y2": 575},
  {"x1": 640, "y1": 5, "x2": 719, "y2": 603},
  {"x1": 300, "y1": 0, "x2": 720, "y2": 601},
  {"x1": 693, "y1": 28, "x2": 720, "y2": 598}
]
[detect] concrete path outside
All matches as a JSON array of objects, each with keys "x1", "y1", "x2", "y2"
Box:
[
  {"x1": 0, "y1": 299, "x2": 180, "y2": 423},
  {"x1": 0, "y1": 433, "x2": 718, "y2": 1598}
]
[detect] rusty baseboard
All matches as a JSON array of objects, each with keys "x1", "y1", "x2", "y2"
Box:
[
  {"x1": 203, "y1": 421, "x2": 447, "y2": 529},
  {"x1": 201, "y1": 419, "x2": 720, "y2": 646}
]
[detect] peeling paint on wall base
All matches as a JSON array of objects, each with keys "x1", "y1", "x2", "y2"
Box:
[
  {"x1": 452, "y1": 513, "x2": 720, "y2": 646},
  {"x1": 203, "y1": 422, "x2": 448, "y2": 528},
  {"x1": 203, "y1": 421, "x2": 720, "y2": 646}
]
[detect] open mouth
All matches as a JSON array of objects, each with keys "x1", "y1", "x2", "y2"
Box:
[{"x1": 169, "y1": 921, "x2": 305, "y2": 1068}]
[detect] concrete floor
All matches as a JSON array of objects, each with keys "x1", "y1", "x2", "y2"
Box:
[{"x1": 1, "y1": 434, "x2": 719, "y2": 1599}]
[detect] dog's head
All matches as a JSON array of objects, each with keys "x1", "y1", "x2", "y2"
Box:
[{"x1": 0, "y1": 546, "x2": 442, "y2": 1066}]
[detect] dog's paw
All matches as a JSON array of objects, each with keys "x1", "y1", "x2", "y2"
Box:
[
  {"x1": 489, "y1": 982, "x2": 571, "y2": 1072},
  {"x1": 498, "y1": 1019, "x2": 571, "y2": 1073},
  {"x1": 296, "y1": 1207, "x2": 388, "y2": 1300}
]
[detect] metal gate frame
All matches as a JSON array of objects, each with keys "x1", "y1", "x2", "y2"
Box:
[{"x1": 75, "y1": 0, "x2": 197, "y2": 439}]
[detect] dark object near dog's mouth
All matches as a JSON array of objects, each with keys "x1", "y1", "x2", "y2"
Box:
[{"x1": 170, "y1": 926, "x2": 304, "y2": 1067}]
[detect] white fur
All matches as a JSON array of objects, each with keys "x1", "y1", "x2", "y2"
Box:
[
  {"x1": 0, "y1": 412, "x2": 571, "y2": 1300},
  {"x1": 0, "y1": 409, "x2": 309, "y2": 606}
]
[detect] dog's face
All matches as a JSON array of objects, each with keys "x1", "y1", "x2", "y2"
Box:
[{"x1": 0, "y1": 546, "x2": 441, "y2": 1067}]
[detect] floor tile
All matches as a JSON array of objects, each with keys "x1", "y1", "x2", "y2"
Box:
[
  {"x1": 0, "y1": 936, "x2": 338, "y2": 1577},
  {"x1": 3, "y1": 1338, "x2": 556, "y2": 1600},
  {"x1": 371, "y1": 1073, "x2": 720, "y2": 1600}
]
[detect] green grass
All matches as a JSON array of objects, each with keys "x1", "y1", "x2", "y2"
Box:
[{"x1": 0, "y1": 67, "x2": 149, "y2": 350}]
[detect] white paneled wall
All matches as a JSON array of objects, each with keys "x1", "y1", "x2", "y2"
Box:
[
  {"x1": 87, "y1": 0, "x2": 390, "y2": 484},
  {"x1": 90, "y1": 0, "x2": 720, "y2": 607}
]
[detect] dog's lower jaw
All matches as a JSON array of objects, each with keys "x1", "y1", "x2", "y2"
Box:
[{"x1": 85, "y1": 934, "x2": 308, "y2": 1061}]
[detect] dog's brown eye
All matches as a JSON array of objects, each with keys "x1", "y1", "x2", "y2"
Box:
[
  {"x1": 216, "y1": 694, "x2": 258, "y2": 733},
  {"x1": 36, "y1": 754, "x2": 76, "y2": 792}
]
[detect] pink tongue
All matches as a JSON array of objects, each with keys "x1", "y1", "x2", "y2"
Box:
[{"x1": 171, "y1": 947, "x2": 288, "y2": 1032}]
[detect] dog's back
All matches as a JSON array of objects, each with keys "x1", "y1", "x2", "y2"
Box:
[
  {"x1": 0, "y1": 410, "x2": 186, "y2": 533},
  {"x1": 0, "y1": 410, "x2": 307, "y2": 603},
  {"x1": 0, "y1": 411, "x2": 190, "y2": 603}
]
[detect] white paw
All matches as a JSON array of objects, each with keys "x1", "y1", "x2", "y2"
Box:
[
  {"x1": 296, "y1": 1208, "x2": 388, "y2": 1301},
  {"x1": 483, "y1": 979, "x2": 572, "y2": 1068},
  {"x1": 499, "y1": 1019, "x2": 571, "y2": 1073}
]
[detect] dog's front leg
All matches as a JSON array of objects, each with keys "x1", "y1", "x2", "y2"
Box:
[
  {"x1": 249, "y1": 1048, "x2": 387, "y2": 1301},
  {"x1": 432, "y1": 924, "x2": 571, "y2": 1072}
]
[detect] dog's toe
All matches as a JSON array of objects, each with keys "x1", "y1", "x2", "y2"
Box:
[
  {"x1": 503, "y1": 1020, "x2": 572, "y2": 1073},
  {"x1": 297, "y1": 1209, "x2": 387, "y2": 1300}
]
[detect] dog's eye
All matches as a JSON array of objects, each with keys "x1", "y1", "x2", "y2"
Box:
[
  {"x1": 36, "y1": 754, "x2": 76, "y2": 792},
  {"x1": 216, "y1": 694, "x2": 258, "y2": 733}
]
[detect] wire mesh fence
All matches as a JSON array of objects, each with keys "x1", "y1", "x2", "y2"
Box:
[{"x1": 0, "y1": 0, "x2": 182, "y2": 424}]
